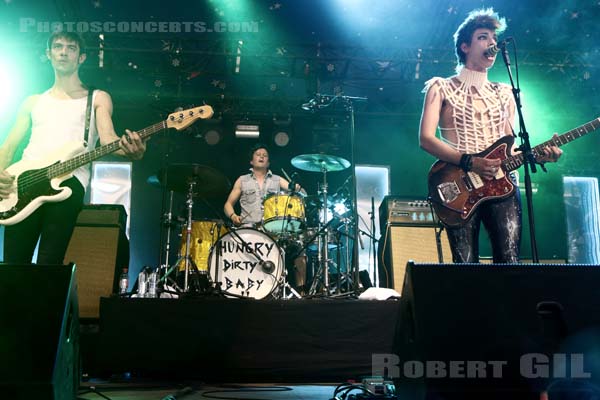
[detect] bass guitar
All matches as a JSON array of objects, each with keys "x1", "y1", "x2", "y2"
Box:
[
  {"x1": 428, "y1": 117, "x2": 600, "y2": 226},
  {"x1": 0, "y1": 105, "x2": 213, "y2": 225}
]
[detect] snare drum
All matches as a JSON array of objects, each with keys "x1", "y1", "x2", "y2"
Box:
[
  {"x1": 208, "y1": 228, "x2": 284, "y2": 299},
  {"x1": 262, "y1": 193, "x2": 305, "y2": 234},
  {"x1": 178, "y1": 220, "x2": 229, "y2": 273}
]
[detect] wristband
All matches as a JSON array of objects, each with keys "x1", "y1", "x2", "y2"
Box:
[
  {"x1": 459, "y1": 154, "x2": 473, "y2": 172},
  {"x1": 230, "y1": 212, "x2": 236, "y2": 219}
]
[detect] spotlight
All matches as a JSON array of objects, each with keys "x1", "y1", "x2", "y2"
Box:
[
  {"x1": 273, "y1": 131, "x2": 290, "y2": 147},
  {"x1": 235, "y1": 123, "x2": 260, "y2": 138},
  {"x1": 273, "y1": 116, "x2": 292, "y2": 147},
  {"x1": 333, "y1": 201, "x2": 349, "y2": 217},
  {"x1": 204, "y1": 129, "x2": 221, "y2": 145}
]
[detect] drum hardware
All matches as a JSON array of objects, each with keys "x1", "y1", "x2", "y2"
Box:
[
  {"x1": 174, "y1": 180, "x2": 202, "y2": 292},
  {"x1": 155, "y1": 190, "x2": 183, "y2": 292},
  {"x1": 292, "y1": 153, "x2": 350, "y2": 296},
  {"x1": 301, "y1": 94, "x2": 367, "y2": 295},
  {"x1": 333, "y1": 220, "x2": 358, "y2": 296},
  {"x1": 151, "y1": 163, "x2": 231, "y2": 294},
  {"x1": 278, "y1": 271, "x2": 302, "y2": 299}
]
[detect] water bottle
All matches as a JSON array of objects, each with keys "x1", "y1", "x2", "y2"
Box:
[
  {"x1": 147, "y1": 270, "x2": 158, "y2": 298},
  {"x1": 137, "y1": 268, "x2": 148, "y2": 297},
  {"x1": 118, "y1": 267, "x2": 129, "y2": 294}
]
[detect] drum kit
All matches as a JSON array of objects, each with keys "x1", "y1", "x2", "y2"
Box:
[{"x1": 150, "y1": 153, "x2": 357, "y2": 300}]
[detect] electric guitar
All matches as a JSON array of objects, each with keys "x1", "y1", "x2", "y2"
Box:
[
  {"x1": 0, "y1": 105, "x2": 214, "y2": 225},
  {"x1": 428, "y1": 117, "x2": 600, "y2": 227}
]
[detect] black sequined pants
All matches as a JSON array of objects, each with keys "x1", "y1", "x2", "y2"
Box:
[{"x1": 445, "y1": 181, "x2": 522, "y2": 263}]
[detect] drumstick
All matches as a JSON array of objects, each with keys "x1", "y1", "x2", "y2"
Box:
[
  {"x1": 239, "y1": 210, "x2": 250, "y2": 222},
  {"x1": 281, "y1": 168, "x2": 292, "y2": 181}
]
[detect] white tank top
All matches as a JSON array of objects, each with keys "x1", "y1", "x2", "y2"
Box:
[{"x1": 24, "y1": 89, "x2": 98, "y2": 190}]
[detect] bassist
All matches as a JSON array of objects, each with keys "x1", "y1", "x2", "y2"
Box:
[
  {"x1": 0, "y1": 32, "x2": 146, "y2": 264},
  {"x1": 419, "y1": 8, "x2": 561, "y2": 263}
]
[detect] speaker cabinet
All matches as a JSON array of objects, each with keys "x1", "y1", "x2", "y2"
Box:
[
  {"x1": 379, "y1": 225, "x2": 452, "y2": 290},
  {"x1": 396, "y1": 261, "x2": 600, "y2": 399},
  {"x1": 0, "y1": 264, "x2": 79, "y2": 399},
  {"x1": 64, "y1": 205, "x2": 129, "y2": 319}
]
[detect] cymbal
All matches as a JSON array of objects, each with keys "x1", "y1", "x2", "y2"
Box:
[
  {"x1": 291, "y1": 154, "x2": 350, "y2": 172},
  {"x1": 158, "y1": 163, "x2": 231, "y2": 198}
]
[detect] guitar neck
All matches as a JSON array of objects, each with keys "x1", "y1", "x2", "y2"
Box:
[
  {"x1": 48, "y1": 121, "x2": 166, "y2": 178},
  {"x1": 503, "y1": 117, "x2": 600, "y2": 171}
]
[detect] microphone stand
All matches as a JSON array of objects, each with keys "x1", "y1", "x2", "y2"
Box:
[
  {"x1": 499, "y1": 41, "x2": 540, "y2": 263},
  {"x1": 370, "y1": 197, "x2": 377, "y2": 286},
  {"x1": 303, "y1": 93, "x2": 367, "y2": 294},
  {"x1": 343, "y1": 95, "x2": 367, "y2": 293}
]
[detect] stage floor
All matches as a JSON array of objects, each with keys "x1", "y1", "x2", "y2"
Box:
[{"x1": 78, "y1": 383, "x2": 337, "y2": 400}]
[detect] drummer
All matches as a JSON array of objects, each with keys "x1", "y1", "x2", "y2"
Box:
[{"x1": 223, "y1": 143, "x2": 308, "y2": 292}]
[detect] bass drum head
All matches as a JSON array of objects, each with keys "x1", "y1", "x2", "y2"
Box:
[{"x1": 208, "y1": 228, "x2": 284, "y2": 299}]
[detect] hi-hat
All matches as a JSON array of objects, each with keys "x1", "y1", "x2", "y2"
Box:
[
  {"x1": 153, "y1": 164, "x2": 231, "y2": 198},
  {"x1": 291, "y1": 154, "x2": 350, "y2": 172}
]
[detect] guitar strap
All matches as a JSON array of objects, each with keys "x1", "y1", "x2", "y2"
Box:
[{"x1": 83, "y1": 86, "x2": 95, "y2": 147}]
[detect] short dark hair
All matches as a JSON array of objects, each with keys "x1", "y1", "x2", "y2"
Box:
[
  {"x1": 47, "y1": 31, "x2": 86, "y2": 55},
  {"x1": 248, "y1": 143, "x2": 269, "y2": 161},
  {"x1": 453, "y1": 8, "x2": 506, "y2": 67}
]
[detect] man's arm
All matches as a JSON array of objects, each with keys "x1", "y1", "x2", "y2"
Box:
[
  {"x1": 94, "y1": 90, "x2": 146, "y2": 160},
  {"x1": 224, "y1": 177, "x2": 242, "y2": 225},
  {"x1": 0, "y1": 95, "x2": 37, "y2": 197}
]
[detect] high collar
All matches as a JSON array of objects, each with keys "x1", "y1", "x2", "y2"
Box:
[{"x1": 457, "y1": 67, "x2": 489, "y2": 90}]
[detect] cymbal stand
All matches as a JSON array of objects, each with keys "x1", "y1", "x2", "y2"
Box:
[
  {"x1": 163, "y1": 190, "x2": 175, "y2": 268},
  {"x1": 329, "y1": 218, "x2": 355, "y2": 297},
  {"x1": 156, "y1": 190, "x2": 182, "y2": 291},
  {"x1": 161, "y1": 181, "x2": 200, "y2": 292},
  {"x1": 342, "y1": 218, "x2": 353, "y2": 292},
  {"x1": 308, "y1": 166, "x2": 333, "y2": 296}
]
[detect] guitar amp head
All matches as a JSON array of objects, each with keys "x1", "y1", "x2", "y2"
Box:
[{"x1": 379, "y1": 196, "x2": 440, "y2": 230}]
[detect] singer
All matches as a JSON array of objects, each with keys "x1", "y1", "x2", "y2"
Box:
[
  {"x1": 418, "y1": 8, "x2": 562, "y2": 263},
  {"x1": 223, "y1": 143, "x2": 308, "y2": 291}
]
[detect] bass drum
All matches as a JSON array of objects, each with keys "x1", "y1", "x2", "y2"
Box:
[{"x1": 208, "y1": 228, "x2": 284, "y2": 299}]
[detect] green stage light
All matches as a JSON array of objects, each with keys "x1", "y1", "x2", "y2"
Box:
[{"x1": 0, "y1": 60, "x2": 23, "y2": 121}]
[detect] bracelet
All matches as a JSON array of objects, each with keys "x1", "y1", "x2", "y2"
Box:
[
  {"x1": 229, "y1": 212, "x2": 236, "y2": 219},
  {"x1": 459, "y1": 154, "x2": 473, "y2": 172}
]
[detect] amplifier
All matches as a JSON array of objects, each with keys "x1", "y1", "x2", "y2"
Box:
[
  {"x1": 64, "y1": 204, "x2": 129, "y2": 319},
  {"x1": 76, "y1": 204, "x2": 127, "y2": 230},
  {"x1": 379, "y1": 196, "x2": 439, "y2": 230}
]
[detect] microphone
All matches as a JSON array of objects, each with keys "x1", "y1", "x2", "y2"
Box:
[
  {"x1": 301, "y1": 98, "x2": 318, "y2": 111},
  {"x1": 288, "y1": 172, "x2": 299, "y2": 193},
  {"x1": 358, "y1": 231, "x2": 365, "y2": 250},
  {"x1": 484, "y1": 38, "x2": 511, "y2": 58},
  {"x1": 341, "y1": 175, "x2": 352, "y2": 188}
]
